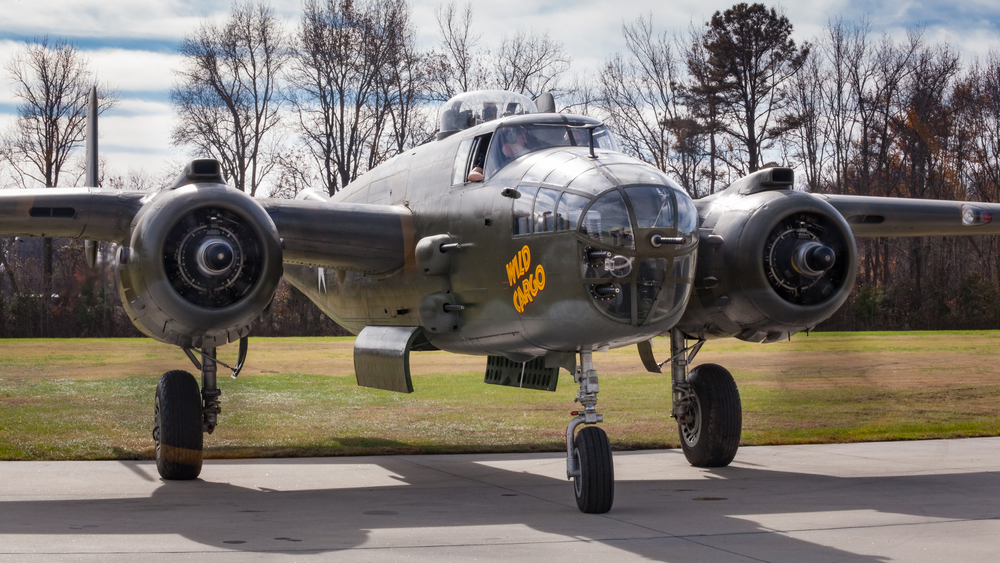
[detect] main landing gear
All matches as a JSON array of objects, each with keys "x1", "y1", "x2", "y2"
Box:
[
  {"x1": 153, "y1": 338, "x2": 248, "y2": 480},
  {"x1": 566, "y1": 350, "x2": 614, "y2": 513},
  {"x1": 668, "y1": 329, "x2": 742, "y2": 467}
]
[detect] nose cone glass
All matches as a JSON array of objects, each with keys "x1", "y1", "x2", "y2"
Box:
[
  {"x1": 580, "y1": 191, "x2": 634, "y2": 249},
  {"x1": 625, "y1": 186, "x2": 676, "y2": 229},
  {"x1": 676, "y1": 190, "x2": 698, "y2": 236}
]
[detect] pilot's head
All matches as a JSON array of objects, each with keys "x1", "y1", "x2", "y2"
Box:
[{"x1": 502, "y1": 127, "x2": 528, "y2": 159}]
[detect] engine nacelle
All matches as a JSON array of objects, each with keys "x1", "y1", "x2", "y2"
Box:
[
  {"x1": 676, "y1": 169, "x2": 857, "y2": 343},
  {"x1": 117, "y1": 183, "x2": 282, "y2": 349}
]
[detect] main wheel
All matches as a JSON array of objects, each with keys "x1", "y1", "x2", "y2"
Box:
[
  {"x1": 677, "y1": 363, "x2": 741, "y2": 467},
  {"x1": 154, "y1": 370, "x2": 203, "y2": 480},
  {"x1": 573, "y1": 426, "x2": 614, "y2": 513}
]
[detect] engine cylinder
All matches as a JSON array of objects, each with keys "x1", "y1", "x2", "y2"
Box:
[{"x1": 117, "y1": 184, "x2": 282, "y2": 348}]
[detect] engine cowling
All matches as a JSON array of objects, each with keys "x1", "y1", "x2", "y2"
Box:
[
  {"x1": 117, "y1": 183, "x2": 282, "y2": 349},
  {"x1": 675, "y1": 171, "x2": 857, "y2": 343}
]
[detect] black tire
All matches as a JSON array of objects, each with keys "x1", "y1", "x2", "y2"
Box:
[
  {"x1": 573, "y1": 426, "x2": 614, "y2": 513},
  {"x1": 154, "y1": 370, "x2": 203, "y2": 480},
  {"x1": 678, "y1": 363, "x2": 741, "y2": 468}
]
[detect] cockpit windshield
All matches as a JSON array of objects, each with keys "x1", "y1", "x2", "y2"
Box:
[{"x1": 484, "y1": 124, "x2": 617, "y2": 178}]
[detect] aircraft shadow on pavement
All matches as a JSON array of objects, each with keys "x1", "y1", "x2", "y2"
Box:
[{"x1": 3, "y1": 453, "x2": 998, "y2": 561}]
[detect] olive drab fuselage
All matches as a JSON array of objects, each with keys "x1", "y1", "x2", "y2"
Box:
[{"x1": 282, "y1": 113, "x2": 700, "y2": 360}]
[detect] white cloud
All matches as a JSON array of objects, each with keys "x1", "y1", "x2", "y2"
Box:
[
  {"x1": 0, "y1": 0, "x2": 303, "y2": 41},
  {"x1": 88, "y1": 49, "x2": 182, "y2": 93}
]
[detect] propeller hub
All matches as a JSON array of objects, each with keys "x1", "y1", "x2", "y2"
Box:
[
  {"x1": 793, "y1": 241, "x2": 836, "y2": 277},
  {"x1": 197, "y1": 238, "x2": 237, "y2": 276}
]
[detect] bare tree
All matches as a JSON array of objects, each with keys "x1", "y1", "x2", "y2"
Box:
[
  {"x1": 376, "y1": 3, "x2": 433, "y2": 156},
  {"x1": 681, "y1": 23, "x2": 727, "y2": 193},
  {"x1": 2, "y1": 37, "x2": 116, "y2": 335},
  {"x1": 821, "y1": 18, "x2": 862, "y2": 194},
  {"x1": 430, "y1": 3, "x2": 571, "y2": 101},
  {"x1": 597, "y1": 16, "x2": 705, "y2": 195},
  {"x1": 845, "y1": 29, "x2": 921, "y2": 198},
  {"x1": 288, "y1": 0, "x2": 420, "y2": 195},
  {"x1": 492, "y1": 30, "x2": 571, "y2": 98},
  {"x1": 429, "y1": 1, "x2": 485, "y2": 100},
  {"x1": 171, "y1": 1, "x2": 288, "y2": 196},
  {"x1": 3, "y1": 38, "x2": 116, "y2": 189},
  {"x1": 783, "y1": 48, "x2": 828, "y2": 191}
]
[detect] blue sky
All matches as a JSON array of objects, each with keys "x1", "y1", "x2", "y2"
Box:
[{"x1": 1, "y1": 0, "x2": 998, "y2": 184}]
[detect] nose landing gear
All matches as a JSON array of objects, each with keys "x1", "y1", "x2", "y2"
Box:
[{"x1": 566, "y1": 350, "x2": 614, "y2": 513}]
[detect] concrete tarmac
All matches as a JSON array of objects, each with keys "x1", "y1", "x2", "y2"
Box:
[{"x1": 2, "y1": 437, "x2": 1000, "y2": 562}]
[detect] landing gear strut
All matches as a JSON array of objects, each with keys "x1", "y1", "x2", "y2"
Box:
[
  {"x1": 669, "y1": 329, "x2": 742, "y2": 467},
  {"x1": 153, "y1": 338, "x2": 249, "y2": 480},
  {"x1": 566, "y1": 350, "x2": 614, "y2": 513}
]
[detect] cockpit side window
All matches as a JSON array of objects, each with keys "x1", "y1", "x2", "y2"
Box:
[
  {"x1": 568, "y1": 127, "x2": 618, "y2": 151},
  {"x1": 468, "y1": 134, "x2": 491, "y2": 182},
  {"x1": 451, "y1": 138, "x2": 474, "y2": 185},
  {"x1": 452, "y1": 134, "x2": 492, "y2": 185}
]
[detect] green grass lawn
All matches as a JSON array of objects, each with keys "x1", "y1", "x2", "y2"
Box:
[{"x1": 1, "y1": 331, "x2": 999, "y2": 460}]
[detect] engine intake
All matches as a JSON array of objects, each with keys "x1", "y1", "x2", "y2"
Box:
[
  {"x1": 117, "y1": 184, "x2": 282, "y2": 349},
  {"x1": 676, "y1": 175, "x2": 857, "y2": 343}
]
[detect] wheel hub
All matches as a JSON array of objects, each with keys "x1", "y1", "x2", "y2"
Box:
[{"x1": 678, "y1": 393, "x2": 702, "y2": 447}]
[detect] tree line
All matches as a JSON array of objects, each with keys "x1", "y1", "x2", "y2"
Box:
[{"x1": 1, "y1": 1, "x2": 999, "y2": 336}]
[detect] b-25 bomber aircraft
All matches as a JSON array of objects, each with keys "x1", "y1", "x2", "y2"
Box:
[{"x1": 3, "y1": 88, "x2": 1000, "y2": 514}]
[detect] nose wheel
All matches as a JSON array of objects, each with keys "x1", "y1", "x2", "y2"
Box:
[
  {"x1": 572, "y1": 425, "x2": 614, "y2": 513},
  {"x1": 566, "y1": 350, "x2": 615, "y2": 513}
]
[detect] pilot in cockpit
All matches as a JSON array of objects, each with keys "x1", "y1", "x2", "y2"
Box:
[{"x1": 501, "y1": 127, "x2": 531, "y2": 161}]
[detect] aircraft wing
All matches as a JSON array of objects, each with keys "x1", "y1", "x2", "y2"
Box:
[
  {"x1": 820, "y1": 194, "x2": 1000, "y2": 237},
  {"x1": 254, "y1": 199, "x2": 414, "y2": 275},
  {"x1": 0, "y1": 188, "x2": 414, "y2": 276},
  {"x1": 0, "y1": 188, "x2": 146, "y2": 242}
]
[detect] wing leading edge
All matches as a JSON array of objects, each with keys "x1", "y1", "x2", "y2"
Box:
[
  {"x1": 0, "y1": 188, "x2": 413, "y2": 276},
  {"x1": 821, "y1": 194, "x2": 1000, "y2": 238},
  {"x1": 260, "y1": 198, "x2": 414, "y2": 275},
  {"x1": 0, "y1": 188, "x2": 146, "y2": 242}
]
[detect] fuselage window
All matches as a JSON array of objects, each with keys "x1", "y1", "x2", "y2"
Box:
[
  {"x1": 556, "y1": 192, "x2": 590, "y2": 231},
  {"x1": 512, "y1": 186, "x2": 538, "y2": 235},
  {"x1": 533, "y1": 188, "x2": 560, "y2": 233}
]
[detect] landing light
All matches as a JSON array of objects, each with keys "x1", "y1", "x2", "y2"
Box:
[{"x1": 963, "y1": 205, "x2": 993, "y2": 226}]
